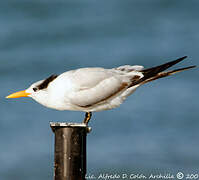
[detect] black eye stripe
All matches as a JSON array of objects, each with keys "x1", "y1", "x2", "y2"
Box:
[{"x1": 37, "y1": 74, "x2": 58, "y2": 90}]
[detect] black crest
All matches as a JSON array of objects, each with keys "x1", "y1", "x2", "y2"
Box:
[{"x1": 37, "y1": 74, "x2": 58, "y2": 90}]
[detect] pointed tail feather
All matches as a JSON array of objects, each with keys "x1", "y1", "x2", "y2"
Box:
[
  {"x1": 141, "y1": 56, "x2": 187, "y2": 80},
  {"x1": 133, "y1": 56, "x2": 187, "y2": 84},
  {"x1": 129, "y1": 56, "x2": 195, "y2": 87},
  {"x1": 142, "y1": 65, "x2": 196, "y2": 84}
]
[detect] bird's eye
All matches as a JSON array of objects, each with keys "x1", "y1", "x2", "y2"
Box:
[{"x1": 33, "y1": 87, "x2": 38, "y2": 92}]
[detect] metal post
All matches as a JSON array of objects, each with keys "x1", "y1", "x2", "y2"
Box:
[{"x1": 50, "y1": 122, "x2": 91, "y2": 180}]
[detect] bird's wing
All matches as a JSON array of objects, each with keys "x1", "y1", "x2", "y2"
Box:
[
  {"x1": 69, "y1": 77, "x2": 128, "y2": 107},
  {"x1": 69, "y1": 68, "x2": 113, "y2": 90},
  {"x1": 68, "y1": 68, "x2": 130, "y2": 107}
]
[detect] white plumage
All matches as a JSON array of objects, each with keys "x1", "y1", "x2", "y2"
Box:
[{"x1": 28, "y1": 66, "x2": 144, "y2": 112}]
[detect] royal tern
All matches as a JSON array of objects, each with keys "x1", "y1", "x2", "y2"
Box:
[{"x1": 6, "y1": 56, "x2": 195, "y2": 124}]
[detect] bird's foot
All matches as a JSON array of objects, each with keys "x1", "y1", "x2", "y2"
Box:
[{"x1": 83, "y1": 112, "x2": 92, "y2": 125}]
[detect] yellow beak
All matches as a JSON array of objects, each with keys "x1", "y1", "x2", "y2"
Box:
[{"x1": 6, "y1": 90, "x2": 30, "y2": 99}]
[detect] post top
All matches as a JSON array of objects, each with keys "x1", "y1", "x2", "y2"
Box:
[
  {"x1": 50, "y1": 122, "x2": 87, "y2": 128},
  {"x1": 50, "y1": 122, "x2": 92, "y2": 133}
]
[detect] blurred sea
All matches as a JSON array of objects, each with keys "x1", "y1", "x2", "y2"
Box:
[{"x1": 0, "y1": 0, "x2": 198, "y2": 179}]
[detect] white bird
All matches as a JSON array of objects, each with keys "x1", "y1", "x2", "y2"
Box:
[{"x1": 6, "y1": 56, "x2": 195, "y2": 124}]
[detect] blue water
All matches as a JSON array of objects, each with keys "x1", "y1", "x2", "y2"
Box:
[{"x1": 0, "y1": 1, "x2": 199, "y2": 179}]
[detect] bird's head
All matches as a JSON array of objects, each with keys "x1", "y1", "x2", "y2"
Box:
[
  {"x1": 6, "y1": 80, "x2": 46, "y2": 99},
  {"x1": 6, "y1": 75, "x2": 58, "y2": 102}
]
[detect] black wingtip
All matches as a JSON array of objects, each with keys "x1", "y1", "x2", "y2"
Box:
[
  {"x1": 169, "y1": 65, "x2": 196, "y2": 73},
  {"x1": 142, "y1": 64, "x2": 196, "y2": 84},
  {"x1": 130, "y1": 56, "x2": 193, "y2": 86},
  {"x1": 181, "y1": 55, "x2": 188, "y2": 59},
  {"x1": 190, "y1": 65, "x2": 196, "y2": 68},
  {"x1": 177, "y1": 56, "x2": 188, "y2": 62},
  {"x1": 142, "y1": 56, "x2": 189, "y2": 74}
]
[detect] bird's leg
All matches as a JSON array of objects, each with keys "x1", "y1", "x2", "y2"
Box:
[{"x1": 83, "y1": 112, "x2": 92, "y2": 125}]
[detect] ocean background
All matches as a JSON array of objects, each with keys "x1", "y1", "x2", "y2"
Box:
[{"x1": 0, "y1": 0, "x2": 198, "y2": 179}]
